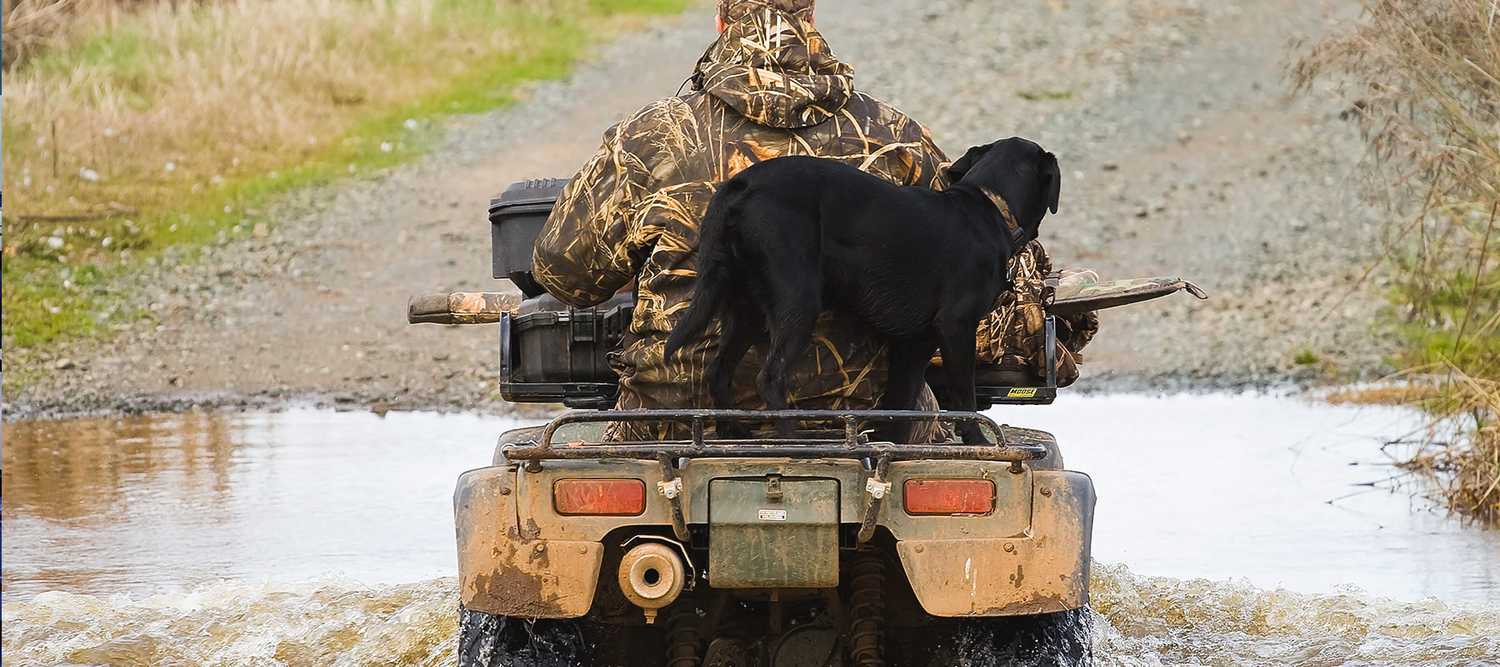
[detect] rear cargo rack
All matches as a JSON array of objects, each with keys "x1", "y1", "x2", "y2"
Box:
[
  {"x1": 504, "y1": 409, "x2": 1048, "y2": 544},
  {"x1": 502, "y1": 409, "x2": 1048, "y2": 463}
]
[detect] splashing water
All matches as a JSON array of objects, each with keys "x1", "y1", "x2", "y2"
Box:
[
  {"x1": 1, "y1": 578, "x2": 458, "y2": 666},
  {"x1": 3, "y1": 566, "x2": 1496, "y2": 666},
  {"x1": 1087, "y1": 564, "x2": 1499, "y2": 666}
]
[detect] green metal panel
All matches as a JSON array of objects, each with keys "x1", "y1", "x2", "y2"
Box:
[
  {"x1": 684, "y1": 459, "x2": 866, "y2": 520},
  {"x1": 708, "y1": 477, "x2": 839, "y2": 588}
]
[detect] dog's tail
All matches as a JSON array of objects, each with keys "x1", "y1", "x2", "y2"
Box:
[{"x1": 664, "y1": 180, "x2": 744, "y2": 362}]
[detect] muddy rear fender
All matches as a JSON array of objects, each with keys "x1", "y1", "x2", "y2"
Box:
[
  {"x1": 893, "y1": 469, "x2": 1095, "y2": 617},
  {"x1": 454, "y1": 465, "x2": 604, "y2": 618}
]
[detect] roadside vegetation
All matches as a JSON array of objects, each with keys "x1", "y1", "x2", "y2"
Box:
[
  {"x1": 0, "y1": 0, "x2": 688, "y2": 357},
  {"x1": 1297, "y1": 0, "x2": 1498, "y2": 523}
]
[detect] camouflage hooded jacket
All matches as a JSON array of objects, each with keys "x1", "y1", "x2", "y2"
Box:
[{"x1": 533, "y1": 4, "x2": 1085, "y2": 433}]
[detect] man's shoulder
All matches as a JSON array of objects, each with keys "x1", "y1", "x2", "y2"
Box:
[
  {"x1": 843, "y1": 90, "x2": 905, "y2": 114},
  {"x1": 842, "y1": 91, "x2": 932, "y2": 132},
  {"x1": 613, "y1": 95, "x2": 700, "y2": 136}
]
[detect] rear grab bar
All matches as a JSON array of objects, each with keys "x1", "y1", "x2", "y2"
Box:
[{"x1": 502, "y1": 409, "x2": 1048, "y2": 463}]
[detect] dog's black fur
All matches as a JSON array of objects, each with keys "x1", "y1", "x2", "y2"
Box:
[{"x1": 664, "y1": 137, "x2": 1060, "y2": 443}]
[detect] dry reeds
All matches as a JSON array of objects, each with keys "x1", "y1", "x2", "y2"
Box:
[
  {"x1": 1, "y1": 0, "x2": 592, "y2": 224},
  {"x1": 1296, "y1": 0, "x2": 1499, "y2": 523},
  {"x1": 1438, "y1": 371, "x2": 1499, "y2": 520},
  {"x1": 4, "y1": 0, "x2": 90, "y2": 69},
  {"x1": 1394, "y1": 367, "x2": 1499, "y2": 522},
  {"x1": 1, "y1": 0, "x2": 684, "y2": 352}
]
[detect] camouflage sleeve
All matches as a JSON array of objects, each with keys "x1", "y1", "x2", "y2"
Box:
[
  {"x1": 1059, "y1": 310, "x2": 1099, "y2": 354},
  {"x1": 1007, "y1": 242, "x2": 1059, "y2": 374},
  {"x1": 533, "y1": 107, "x2": 663, "y2": 307},
  {"x1": 974, "y1": 241, "x2": 1078, "y2": 384},
  {"x1": 906, "y1": 120, "x2": 950, "y2": 191}
]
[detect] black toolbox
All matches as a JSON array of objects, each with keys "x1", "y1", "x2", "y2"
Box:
[
  {"x1": 489, "y1": 178, "x2": 567, "y2": 298},
  {"x1": 500, "y1": 292, "x2": 633, "y2": 408},
  {"x1": 490, "y1": 178, "x2": 633, "y2": 408}
]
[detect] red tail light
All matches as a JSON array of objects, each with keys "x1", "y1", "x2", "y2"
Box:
[
  {"x1": 553, "y1": 479, "x2": 646, "y2": 516},
  {"x1": 903, "y1": 479, "x2": 995, "y2": 515}
]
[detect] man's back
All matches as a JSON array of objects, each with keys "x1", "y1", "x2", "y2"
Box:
[{"x1": 533, "y1": 1, "x2": 948, "y2": 437}]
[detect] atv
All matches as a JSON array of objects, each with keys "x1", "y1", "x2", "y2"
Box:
[{"x1": 409, "y1": 179, "x2": 1203, "y2": 667}]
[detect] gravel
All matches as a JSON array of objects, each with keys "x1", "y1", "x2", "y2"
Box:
[{"x1": 3, "y1": 0, "x2": 1395, "y2": 420}]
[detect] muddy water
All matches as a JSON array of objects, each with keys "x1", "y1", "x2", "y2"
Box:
[{"x1": 3, "y1": 395, "x2": 1498, "y2": 665}]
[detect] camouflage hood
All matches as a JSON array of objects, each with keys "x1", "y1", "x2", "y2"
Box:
[{"x1": 692, "y1": 8, "x2": 854, "y2": 129}]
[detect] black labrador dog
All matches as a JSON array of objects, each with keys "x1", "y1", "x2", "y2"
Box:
[{"x1": 665, "y1": 137, "x2": 1060, "y2": 443}]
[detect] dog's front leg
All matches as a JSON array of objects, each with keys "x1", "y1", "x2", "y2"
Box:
[
  {"x1": 877, "y1": 337, "x2": 937, "y2": 444},
  {"x1": 936, "y1": 326, "x2": 985, "y2": 444}
]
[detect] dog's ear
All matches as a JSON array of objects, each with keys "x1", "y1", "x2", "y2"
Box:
[
  {"x1": 945, "y1": 144, "x2": 991, "y2": 183},
  {"x1": 1040, "y1": 151, "x2": 1060, "y2": 214}
]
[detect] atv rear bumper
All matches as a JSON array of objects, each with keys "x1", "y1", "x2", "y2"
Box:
[{"x1": 455, "y1": 417, "x2": 1095, "y2": 619}]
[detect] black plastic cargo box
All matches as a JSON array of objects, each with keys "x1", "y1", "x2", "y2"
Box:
[
  {"x1": 489, "y1": 178, "x2": 567, "y2": 297},
  {"x1": 490, "y1": 177, "x2": 635, "y2": 407},
  {"x1": 500, "y1": 292, "x2": 634, "y2": 409}
]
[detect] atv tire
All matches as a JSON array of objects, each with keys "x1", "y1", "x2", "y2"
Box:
[
  {"x1": 458, "y1": 605, "x2": 589, "y2": 667},
  {"x1": 458, "y1": 604, "x2": 673, "y2": 667},
  {"x1": 917, "y1": 608, "x2": 1093, "y2": 667}
]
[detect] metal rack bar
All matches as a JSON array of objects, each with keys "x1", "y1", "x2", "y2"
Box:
[{"x1": 501, "y1": 409, "x2": 1047, "y2": 463}]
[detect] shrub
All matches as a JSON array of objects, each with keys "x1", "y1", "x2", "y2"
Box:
[{"x1": 1296, "y1": 0, "x2": 1498, "y2": 523}]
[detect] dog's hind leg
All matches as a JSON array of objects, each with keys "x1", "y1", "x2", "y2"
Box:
[
  {"x1": 708, "y1": 297, "x2": 761, "y2": 440},
  {"x1": 756, "y1": 300, "x2": 817, "y2": 437},
  {"x1": 877, "y1": 337, "x2": 938, "y2": 443}
]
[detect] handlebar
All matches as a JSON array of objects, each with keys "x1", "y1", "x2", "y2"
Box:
[{"x1": 407, "y1": 292, "x2": 518, "y2": 325}]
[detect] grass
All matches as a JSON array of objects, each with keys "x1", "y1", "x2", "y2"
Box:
[
  {"x1": 1296, "y1": 0, "x2": 1499, "y2": 523},
  {"x1": 1293, "y1": 348, "x2": 1321, "y2": 366},
  {"x1": 1324, "y1": 383, "x2": 1444, "y2": 406},
  {"x1": 1393, "y1": 271, "x2": 1500, "y2": 372},
  {"x1": 1, "y1": 0, "x2": 691, "y2": 359},
  {"x1": 1016, "y1": 89, "x2": 1074, "y2": 102}
]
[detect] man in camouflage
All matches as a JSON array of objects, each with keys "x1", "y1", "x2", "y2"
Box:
[{"x1": 534, "y1": 0, "x2": 1094, "y2": 439}]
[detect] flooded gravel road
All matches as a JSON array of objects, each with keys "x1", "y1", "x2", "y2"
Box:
[{"x1": 4, "y1": 394, "x2": 1498, "y2": 665}]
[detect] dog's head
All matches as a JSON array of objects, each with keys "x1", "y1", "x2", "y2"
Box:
[{"x1": 945, "y1": 137, "x2": 1060, "y2": 244}]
